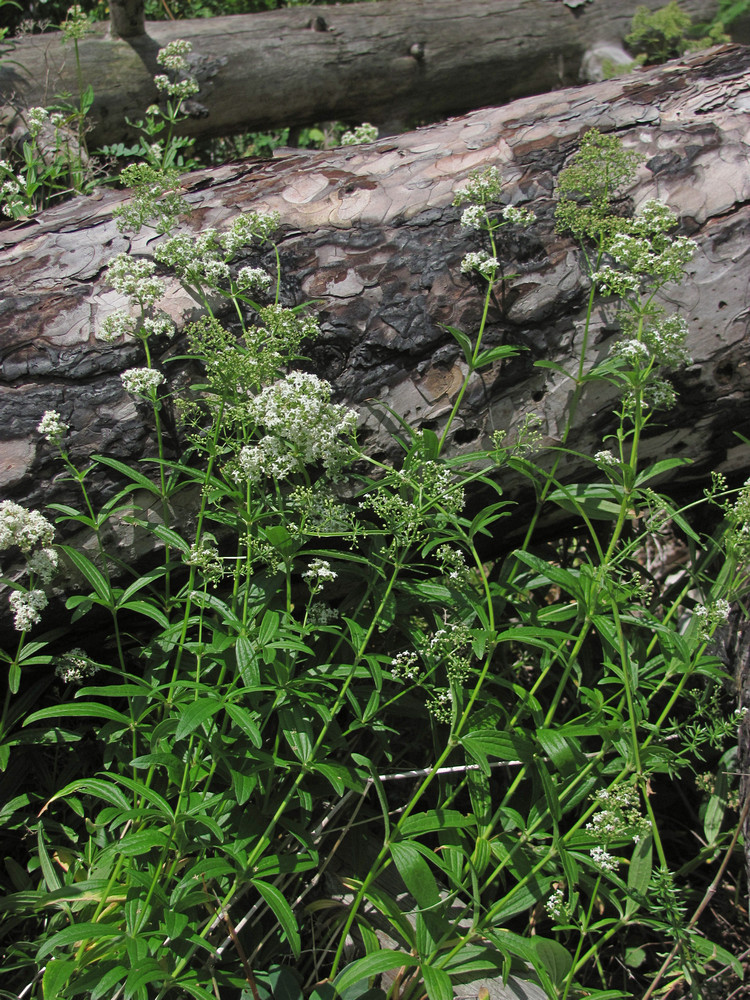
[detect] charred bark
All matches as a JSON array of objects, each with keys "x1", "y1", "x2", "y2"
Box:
[{"x1": 0, "y1": 0, "x2": 721, "y2": 147}]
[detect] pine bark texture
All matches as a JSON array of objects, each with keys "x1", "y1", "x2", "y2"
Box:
[
  {"x1": 0, "y1": 0, "x2": 722, "y2": 146},
  {"x1": 1, "y1": 44, "x2": 750, "y2": 568}
]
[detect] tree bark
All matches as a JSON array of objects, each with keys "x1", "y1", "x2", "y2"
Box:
[
  {"x1": 0, "y1": 0, "x2": 721, "y2": 148},
  {"x1": 1, "y1": 44, "x2": 750, "y2": 563}
]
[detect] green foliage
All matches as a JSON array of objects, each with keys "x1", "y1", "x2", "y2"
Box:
[
  {"x1": 0, "y1": 121, "x2": 746, "y2": 1000},
  {"x1": 625, "y1": 1, "x2": 730, "y2": 65}
]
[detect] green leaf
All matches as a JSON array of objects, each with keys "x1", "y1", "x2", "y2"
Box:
[
  {"x1": 235, "y1": 634, "x2": 259, "y2": 686},
  {"x1": 627, "y1": 833, "x2": 652, "y2": 908},
  {"x1": 43, "y1": 959, "x2": 75, "y2": 999},
  {"x1": 548, "y1": 483, "x2": 626, "y2": 521},
  {"x1": 474, "y1": 344, "x2": 522, "y2": 368},
  {"x1": 334, "y1": 952, "x2": 418, "y2": 994},
  {"x1": 389, "y1": 841, "x2": 439, "y2": 909},
  {"x1": 224, "y1": 702, "x2": 262, "y2": 747},
  {"x1": 25, "y1": 703, "x2": 132, "y2": 726},
  {"x1": 533, "y1": 936, "x2": 573, "y2": 987},
  {"x1": 175, "y1": 697, "x2": 223, "y2": 740},
  {"x1": 258, "y1": 610, "x2": 280, "y2": 647},
  {"x1": 399, "y1": 810, "x2": 474, "y2": 838},
  {"x1": 59, "y1": 545, "x2": 112, "y2": 603},
  {"x1": 119, "y1": 600, "x2": 170, "y2": 627},
  {"x1": 124, "y1": 958, "x2": 167, "y2": 999},
  {"x1": 37, "y1": 921, "x2": 125, "y2": 960},
  {"x1": 421, "y1": 964, "x2": 453, "y2": 1000},
  {"x1": 442, "y1": 324, "x2": 474, "y2": 364},
  {"x1": 94, "y1": 454, "x2": 161, "y2": 495},
  {"x1": 461, "y1": 731, "x2": 535, "y2": 774},
  {"x1": 252, "y1": 880, "x2": 301, "y2": 958}
]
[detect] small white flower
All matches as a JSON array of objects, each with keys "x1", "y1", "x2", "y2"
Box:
[
  {"x1": 120, "y1": 367, "x2": 165, "y2": 395},
  {"x1": 98, "y1": 309, "x2": 137, "y2": 343},
  {"x1": 302, "y1": 558, "x2": 338, "y2": 587},
  {"x1": 107, "y1": 254, "x2": 165, "y2": 308},
  {"x1": 9, "y1": 589, "x2": 48, "y2": 631},
  {"x1": 28, "y1": 547, "x2": 59, "y2": 584},
  {"x1": 55, "y1": 648, "x2": 98, "y2": 685},
  {"x1": 0, "y1": 502, "x2": 55, "y2": 553},
  {"x1": 236, "y1": 267, "x2": 272, "y2": 293},
  {"x1": 142, "y1": 314, "x2": 176, "y2": 339},
  {"x1": 502, "y1": 203, "x2": 536, "y2": 226},
  {"x1": 589, "y1": 846, "x2": 617, "y2": 873},
  {"x1": 27, "y1": 107, "x2": 49, "y2": 137},
  {"x1": 460, "y1": 205, "x2": 486, "y2": 230},
  {"x1": 37, "y1": 410, "x2": 69, "y2": 443},
  {"x1": 460, "y1": 250, "x2": 499, "y2": 278},
  {"x1": 594, "y1": 450, "x2": 618, "y2": 467},
  {"x1": 156, "y1": 38, "x2": 192, "y2": 72},
  {"x1": 340, "y1": 122, "x2": 379, "y2": 146}
]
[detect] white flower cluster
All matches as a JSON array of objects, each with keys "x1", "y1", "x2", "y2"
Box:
[
  {"x1": 589, "y1": 846, "x2": 617, "y2": 873},
  {"x1": 27, "y1": 547, "x2": 59, "y2": 584},
  {"x1": 0, "y1": 501, "x2": 55, "y2": 554},
  {"x1": 154, "y1": 41, "x2": 200, "y2": 99},
  {"x1": 236, "y1": 267, "x2": 272, "y2": 293},
  {"x1": 302, "y1": 558, "x2": 338, "y2": 588},
  {"x1": 98, "y1": 309, "x2": 137, "y2": 343},
  {"x1": 546, "y1": 887, "x2": 570, "y2": 922},
  {"x1": 55, "y1": 647, "x2": 99, "y2": 684},
  {"x1": 0, "y1": 162, "x2": 25, "y2": 218},
  {"x1": 612, "y1": 339, "x2": 650, "y2": 366},
  {"x1": 155, "y1": 230, "x2": 229, "y2": 285},
  {"x1": 460, "y1": 205, "x2": 486, "y2": 230},
  {"x1": 61, "y1": 4, "x2": 90, "y2": 40},
  {"x1": 307, "y1": 601, "x2": 339, "y2": 626},
  {"x1": 120, "y1": 367, "x2": 165, "y2": 395},
  {"x1": 340, "y1": 123, "x2": 379, "y2": 146},
  {"x1": 436, "y1": 544, "x2": 470, "y2": 583},
  {"x1": 237, "y1": 373, "x2": 357, "y2": 482},
  {"x1": 221, "y1": 211, "x2": 280, "y2": 255},
  {"x1": 586, "y1": 784, "x2": 646, "y2": 841},
  {"x1": 55, "y1": 648, "x2": 99, "y2": 685},
  {"x1": 1, "y1": 501, "x2": 57, "y2": 631},
  {"x1": 592, "y1": 265, "x2": 640, "y2": 297},
  {"x1": 694, "y1": 599, "x2": 731, "y2": 641},
  {"x1": 460, "y1": 250, "x2": 499, "y2": 279},
  {"x1": 453, "y1": 165, "x2": 502, "y2": 206},
  {"x1": 630, "y1": 199, "x2": 678, "y2": 237},
  {"x1": 156, "y1": 38, "x2": 192, "y2": 72},
  {"x1": 594, "y1": 449, "x2": 618, "y2": 467},
  {"x1": 502, "y1": 204, "x2": 536, "y2": 226},
  {"x1": 643, "y1": 314, "x2": 692, "y2": 368},
  {"x1": 107, "y1": 254, "x2": 165, "y2": 308},
  {"x1": 391, "y1": 650, "x2": 420, "y2": 680},
  {"x1": 186, "y1": 537, "x2": 224, "y2": 586},
  {"x1": 142, "y1": 314, "x2": 176, "y2": 339},
  {"x1": 26, "y1": 107, "x2": 49, "y2": 137},
  {"x1": 640, "y1": 376, "x2": 677, "y2": 411},
  {"x1": 607, "y1": 231, "x2": 696, "y2": 282},
  {"x1": 37, "y1": 410, "x2": 69, "y2": 443},
  {"x1": 9, "y1": 589, "x2": 48, "y2": 632}
]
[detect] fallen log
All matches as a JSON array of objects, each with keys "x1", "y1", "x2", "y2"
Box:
[
  {"x1": 1, "y1": 43, "x2": 750, "y2": 583},
  {"x1": 0, "y1": 0, "x2": 721, "y2": 147}
]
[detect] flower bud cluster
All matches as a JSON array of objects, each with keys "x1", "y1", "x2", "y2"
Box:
[{"x1": 341, "y1": 123, "x2": 379, "y2": 146}]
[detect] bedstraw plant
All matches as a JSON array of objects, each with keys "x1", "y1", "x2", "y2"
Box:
[{"x1": 0, "y1": 129, "x2": 746, "y2": 1000}]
